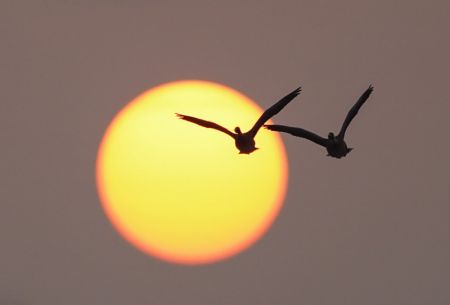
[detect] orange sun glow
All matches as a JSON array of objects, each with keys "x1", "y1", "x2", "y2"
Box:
[{"x1": 96, "y1": 80, "x2": 288, "y2": 265}]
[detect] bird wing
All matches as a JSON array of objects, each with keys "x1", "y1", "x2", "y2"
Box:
[
  {"x1": 248, "y1": 87, "x2": 302, "y2": 137},
  {"x1": 176, "y1": 113, "x2": 236, "y2": 139},
  {"x1": 338, "y1": 85, "x2": 374, "y2": 139},
  {"x1": 264, "y1": 124, "x2": 329, "y2": 148}
]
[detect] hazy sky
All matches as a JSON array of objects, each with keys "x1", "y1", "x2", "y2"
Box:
[{"x1": 2, "y1": 1, "x2": 449, "y2": 305}]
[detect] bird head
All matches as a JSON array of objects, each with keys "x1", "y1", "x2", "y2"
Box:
[
  {"x1": 328, "y1": 132, "x2": 335, "y2": 140},
  {"x1": 234, "y1": 127, "x2": 242, "y2": 134}
]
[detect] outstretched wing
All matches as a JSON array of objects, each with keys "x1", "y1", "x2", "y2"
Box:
[
  {"x1": 176, "y1": 113, "x2": 236, "y2": 139},
  {"x1": 249, "y1": 87, "x2": 302, "y2": 137},
  {"x1": 338, "y1": 85, "x2": 374, "y2": 139},
  {"x1": 264, "y1": 124, "x2": 329, "y2": 148}
]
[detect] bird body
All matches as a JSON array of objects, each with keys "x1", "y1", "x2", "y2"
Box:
[
  {"x1": 326, "y1": 133, "x2": 352, "y2": 158},
  {"x1": 265, "y1": 85, "x2": 373, "y2": 159},
  {"x1": 234, "y1": 129, "x2": 258, "y2": 154},
  {"x1": 176, "y1": 86, "x2": 301, "y2": 154}
]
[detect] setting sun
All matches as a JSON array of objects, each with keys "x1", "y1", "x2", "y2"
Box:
[{"x1": 96, "y1": 80, "x2": 288, "y2": 265}]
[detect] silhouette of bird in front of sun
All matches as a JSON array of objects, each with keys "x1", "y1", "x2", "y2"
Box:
[
  {"x1": 265, "y1": 85, "x2": 374, "y2": 159},
  {"x1": 176, "y1": 86, "x2": 301, "y2": 154}
]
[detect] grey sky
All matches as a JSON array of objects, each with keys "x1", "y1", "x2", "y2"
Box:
[{"x1": 1, "y1": 1, "x2": 449, "y2": 305}]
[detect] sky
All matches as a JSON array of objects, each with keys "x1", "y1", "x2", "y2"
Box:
[{"x1": 1, "y1": 1, "x2": 449, "y2": 304}]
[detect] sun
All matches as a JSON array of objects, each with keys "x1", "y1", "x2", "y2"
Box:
[{"x1": 96, "y1": 80, "x2": 288, "y2": 265}]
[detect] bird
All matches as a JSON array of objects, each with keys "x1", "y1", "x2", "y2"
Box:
[
  {"x1": 264, "y1": 85, "x2": 374, "y2": 159},
  {"x1": 176, "y1": 86, "x2": 301, "y2": 154}
]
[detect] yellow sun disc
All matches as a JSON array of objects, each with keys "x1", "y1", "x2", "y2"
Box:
[{"x1": 96, "y1": 80, "x2": 288, "y2": 265}]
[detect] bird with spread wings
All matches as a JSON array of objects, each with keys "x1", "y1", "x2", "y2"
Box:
[
  {"x1": 176, "y1": 86, "x2": 302, "y2": 154},
  {"x1": 265, "y1": 85, "x2": 374, "y2": 158}
]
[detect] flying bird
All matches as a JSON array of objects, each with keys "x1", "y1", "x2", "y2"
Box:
[
  {"x1": 265, "y1": 85, "x2": 374, "y2": 159},
  {"x1": 176, "y1": 86, "x2": 301, "y2": 154}
]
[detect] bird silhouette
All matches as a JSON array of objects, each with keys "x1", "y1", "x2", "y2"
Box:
[
  {"x1": 265, "y1": 85, "x2": 373, "y2": 158},
  {"x1": 176, "y1": 86, "x2": 301, "y2": 154}
]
